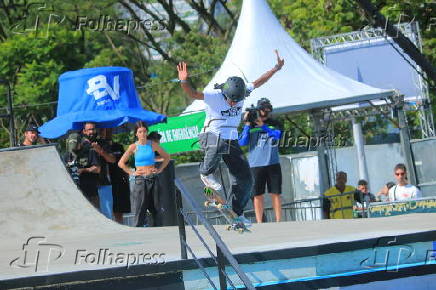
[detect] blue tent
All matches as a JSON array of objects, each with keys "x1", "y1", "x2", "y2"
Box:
[{"x1": 39, "y1": 67, "x2": 166, "y2": 138}]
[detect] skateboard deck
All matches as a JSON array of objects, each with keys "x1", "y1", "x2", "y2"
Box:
[{"x1": 203, "y1": 187, "x2": 249, "y2": 233}]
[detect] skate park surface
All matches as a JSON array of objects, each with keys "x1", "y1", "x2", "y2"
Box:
[{"x1": 1, "y1": 145, "x2": 435, "y2": 289}]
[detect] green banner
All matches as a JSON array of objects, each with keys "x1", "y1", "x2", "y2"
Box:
[
  {"x1": 149, "y1": 111, "x2": 205, "y2": 154},
  {"x1": 368, "y1": 198, "x2": 436, "y2": 218}
]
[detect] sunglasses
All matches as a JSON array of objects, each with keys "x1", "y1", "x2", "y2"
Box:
[{"x1": 395, "y1": 172, "x2": 405, "y2": 176}]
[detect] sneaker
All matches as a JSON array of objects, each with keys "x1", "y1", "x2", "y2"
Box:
[
  {"x1": 200, "y1": 174, "x2": 222, "y2": 191},
  {"x1": 237, "y1": 215, "x2": 252, "y2": 228}
]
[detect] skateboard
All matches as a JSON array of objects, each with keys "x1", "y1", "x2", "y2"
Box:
[{"x1": 203, "y1": 187, "x2": 249, "y2": 233}]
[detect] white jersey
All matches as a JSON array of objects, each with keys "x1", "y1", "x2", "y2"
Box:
[
  {"x1": 388, "y1": 184, "x2": 422, "y2": 201},
  {"x1": 202, "y1": 83, "x2": 254, "y2": 140}
]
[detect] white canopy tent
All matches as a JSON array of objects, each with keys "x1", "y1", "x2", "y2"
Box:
[
  {"x1": 181, "y1": 0, "x2": 411, "y2": 197},
  {"x1": 183, "y1": 0, "x2": 395, "y2": 115}
]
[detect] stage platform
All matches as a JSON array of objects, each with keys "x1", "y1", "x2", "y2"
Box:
[{"x1": 1, "y1": 145, "x2": 435, "y2": 289}]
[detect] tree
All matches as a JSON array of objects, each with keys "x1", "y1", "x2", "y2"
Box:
[
  {"x1": 0, "y1": 1, "x2": 240, "y2": 147},
  {"x1": 268, "y1": 0, "x2": 435, "y2": 142}
]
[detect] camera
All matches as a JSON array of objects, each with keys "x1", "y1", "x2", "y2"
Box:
[
  {"x1": 67, "y1": 132, "x2": 100, "y2": 155},
  {"x1": 66, "y1": 160, "x2": 80, "y2": 185},
  {"x1": 245, "y1": 104, "x2": 260, "y2": 126}
]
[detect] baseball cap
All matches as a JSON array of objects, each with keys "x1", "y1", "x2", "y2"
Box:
[{"x1": 25, "y1": 124, "x2": 40, "y2": 133}]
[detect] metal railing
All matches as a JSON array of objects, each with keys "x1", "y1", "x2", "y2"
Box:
[
  {"x1": 184, "y1": 197, "x2": 323, "y2": 225},
  {"x1": 174, "y1": 178, "x2": 255, "y2": 290},
  {"x1": 181, "y1": 190, "x2": 375, "y2": 225}
]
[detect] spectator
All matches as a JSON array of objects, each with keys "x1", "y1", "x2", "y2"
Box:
[
  {"x1": 355, "y1": 179, "x2": 376, "y2": 203},
  {"x1": 322, "y1": 171, "x2": 356, "y2": 219},
  {"x1": 20, "y1": 124, "x2": 45, "y2": 146},
  {"x1": 93, "y1": 128, "x2": 117, "y2": 220},
  {"x1": 65, "y1": 122, "x2": 101, "y2": 208},
  {"x1": 148, "y1": 131, "x2": 164, "y2": 162},
  {"x1": 99, "y1": 128, "x2": 131, "y2": 224},
  {"x1": 388, "y1": 163, "x2": 422, "y2": 201},
  {"x1": 354, "y1": 179, "x2": 376, "y2": 218},
  {"x1": 239, "y1": 98, "x2": 283, "y2": 223},
  {"x1": 148, "y1": 131, "x2": 162, "y2": 143},
  {"x1": 376, "y1": 182, "x2": 395, "y2": 202},
  {"x1": 118, "y1": 121, "x2": 170, "y2": 227}
]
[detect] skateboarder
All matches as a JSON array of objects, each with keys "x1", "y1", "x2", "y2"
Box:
[{"x1": 177, "y1": 50, "x2": 284, "y2": 227}]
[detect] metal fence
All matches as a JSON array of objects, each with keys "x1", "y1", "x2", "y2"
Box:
[{"x1": 184, "y1": 197, "x2": 323, "y2": 225}]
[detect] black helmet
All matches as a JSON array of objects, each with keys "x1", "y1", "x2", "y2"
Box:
[
  {"x1": 257, "y1": 97, "x2": 273, "y2": 111},
  {"x1": 221, "y1": 76, "x2": 247, "y2": 102}
]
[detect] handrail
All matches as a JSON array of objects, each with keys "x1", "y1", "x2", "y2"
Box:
[{"x1": 175, "y1": 178, "x2": 255, "y2": 290}]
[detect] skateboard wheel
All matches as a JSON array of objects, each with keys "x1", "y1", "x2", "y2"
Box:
[
  {"x1": 204, "y1": 201, "x2": 210, "y2": 207},
  {"x1": 226, "y1": 225, "x2": 232, "y2": 231}
]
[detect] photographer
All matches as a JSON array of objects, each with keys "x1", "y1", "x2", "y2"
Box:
[
  {"x1": 239, "y1": 98, "x2": 283, "y2": 223},
  {"x1": 65, "y1": 122, "x2": 101, "y2": 209}
]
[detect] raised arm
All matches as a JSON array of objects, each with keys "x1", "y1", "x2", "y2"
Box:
[
  {"x1": 177, "y1": 62, "x2": 204, "y2": 100},
  {"x1": 92, "y1": 142, "x2": 116, "y2": 163},
  {"x1": 252, "y1": 50, "x2": 284, "y2": 89}
]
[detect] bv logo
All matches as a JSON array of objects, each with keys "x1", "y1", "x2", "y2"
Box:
[
  {"x1": 86, "y1": 75, "x2": 120, "y2": 106},
  {"x1": 10, "y1": 237, "x2": 64, "y2": 272}
]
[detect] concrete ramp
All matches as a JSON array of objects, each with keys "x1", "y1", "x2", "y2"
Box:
[
  {"x1": 0, "y1": 145, "x2": 123, "y2": 238},
  {"x1": 1, "y1": 145, "x2": 435, "y2": 289}
]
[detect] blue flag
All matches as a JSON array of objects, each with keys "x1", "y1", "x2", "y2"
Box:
[{"x1": 39, "y1": 67, "x2": 166, "y2": 138}]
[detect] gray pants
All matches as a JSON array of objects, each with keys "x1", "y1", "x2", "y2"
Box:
[
  {"x1": 132, "y1": 175, "x2": 158, "y2": 227},
  {"x1": 199, "y1": 132, "x2": 253, "y2": 216}
]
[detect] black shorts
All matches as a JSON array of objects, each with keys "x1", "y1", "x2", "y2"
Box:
[{"x1": 251, "y1": 163, "x2": 282, "y2": 196}]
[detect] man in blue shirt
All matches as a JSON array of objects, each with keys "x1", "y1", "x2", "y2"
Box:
[{"x1": 239, "y1": 98, "x2": 283, "y2": 223}]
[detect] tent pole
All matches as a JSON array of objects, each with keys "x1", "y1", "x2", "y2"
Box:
[
  {"x1": 396, "y1": 95, "x2": 418, "y2": 186},
  {"x1": 352, "y1": 118, "x2": 369, "y2": 188},
  {"x1": 312, "y1": 111, "x2": 330, "y2": 199}
]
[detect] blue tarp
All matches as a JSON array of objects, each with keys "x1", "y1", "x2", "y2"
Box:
[{"x1": 39, "y1": 67, "x2": 166, "y2": 138}]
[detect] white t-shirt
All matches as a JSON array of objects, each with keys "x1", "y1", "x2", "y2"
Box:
[
  {"x1": 202, "y1": 83, "x2": 254, "y2": 140},
  {"x1": 388, "y1": 184, "x2": 422, "y2": 201}
]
